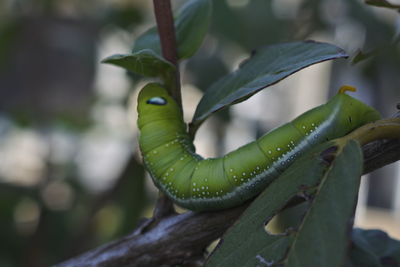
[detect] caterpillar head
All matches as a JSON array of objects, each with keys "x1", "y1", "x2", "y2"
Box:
[
  {"x1": 324, "y1": 85, "x2": 381, "y2": 138},
  {"x1": 137, "y1": 83, "x2": 183, "y2": 128},
  {"x1": 336, "y1": 85, "x2": 381, "y2": 126}
]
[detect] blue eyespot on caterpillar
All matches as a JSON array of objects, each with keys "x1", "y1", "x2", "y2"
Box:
[
  {"x1": 147, "y1": 96, "x2": 167, "y2": 105},
  {"x1": 137, "y1": 83, "x2": 381, "y2": 211}
]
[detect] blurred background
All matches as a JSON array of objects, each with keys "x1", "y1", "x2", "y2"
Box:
[{"x1": 0, "y1": 0, "x2": 399, "y2": 266}]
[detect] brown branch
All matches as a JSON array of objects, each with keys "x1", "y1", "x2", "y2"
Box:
[
  {"x1": 54, "y1": 136, "x2": 400, "y2": 267},
  {"x1": 363, "y1": 138, "x2": 400, "y2": 174},
  {"x1": 153, "y1": 0, "x2": 182, "y2": 107},
  {"x1": 363, "y1": 113, "x2": 400, "y2": 174},
  {"x1": 54, "y1": 204, "x2": 248, "y2": 267}
]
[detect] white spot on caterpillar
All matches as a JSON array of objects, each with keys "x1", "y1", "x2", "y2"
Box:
[
  {"x1": 193, "y1": 182, "x2": 196, "y2": 186},
  {"x1": 302, "y1": 126, "x2": 306, "y2": 129},
  {"x1": 242, "y1": 172, "x2": 246, "y2": 176},
  {"x1": 233, "y1": 175, "x2": 237, "y2": 178},
  {"x1": 256, "y1": 166, "x2": 260, "y2": 170},
  {"x1": 193, "y1": 189, "x2": 196, "y2": 192},
  {"x1": 268, "y1": 150, "x2": 272, "y2": 154},
  {"x1": 201, "y1": 186, "x2": 205, "y2": 189},
  {"x1": 170, "y1": 168, "x2": 174, "y2": 171},
  {"x1": 230, "y1": 168, "x2": 233, "y2": 172},
  {"x1": 311, "y1": 123, "x2": 315, "y2": 126},
  {"x1": 277, "y1": 148, "x2": 281, "y2": 151}
]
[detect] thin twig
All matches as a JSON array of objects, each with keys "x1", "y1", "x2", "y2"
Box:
[
  {"x1": 153, "y1": 0, "x2": 182, "y2": 107},
  {"x1": 153, "y1": 192, "x2": 177, "y2": 219},
  {"x1": 152, "y1": 0, "x2": 182, "y2": 218}
]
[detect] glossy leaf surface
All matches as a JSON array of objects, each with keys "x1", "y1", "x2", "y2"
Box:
[
  {"x1": 191, "y1": 41, "x2": 347, "y2": 131},
  {"x1": 206, "y1": 140, "x2": 363, "y2": 267},
  {"x1": 102, "y1": 49, "x2": 175, "y2": 78}
]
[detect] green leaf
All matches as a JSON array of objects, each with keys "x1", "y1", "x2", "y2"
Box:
[
  {"x1": 365, "y1": 0, "x2": 400, "y2": 10},
  {"x1": 284, "y1": 141, "x2": 362, "y2": 267},
  {"x1": 191, "y1": 41, "x2": 347, "y2": 130},
  {"x1": 347, "y1": 228, "x2": 400, "y2": 267},
  {"x1": 132, "y1": 0, "x2": 212, "y2": 59},
  {"x1": 101, "y1": 49, "x2": 175, "y2": 78},
  {"x1": 206, "y1": 140, "x2": 363, "y2": 267}
]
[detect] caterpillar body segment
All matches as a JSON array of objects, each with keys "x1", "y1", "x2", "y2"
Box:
[
  {"x1": 137, "y1": 83, "x2": 381, "y2": 211},
  {"x1": 223, "y1": 141, "x2": 281, "y2": 203},
  {"x1": 256, "y1": 122, "x2": 308, "y2": 172}
]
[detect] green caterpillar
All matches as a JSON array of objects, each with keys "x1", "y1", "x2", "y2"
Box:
[{"x1": 137, "y1": 83, "x2": 380, "y2": 211}]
